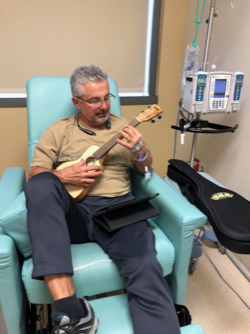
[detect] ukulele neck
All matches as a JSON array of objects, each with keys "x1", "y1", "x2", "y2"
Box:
[{"x1": 92, "y1": 118, "x2": 140, "y2": 161}]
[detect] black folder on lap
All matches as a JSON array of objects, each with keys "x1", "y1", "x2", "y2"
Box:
[{"x1": 92, "y1": 194, "x2": 159, "y2": 232}]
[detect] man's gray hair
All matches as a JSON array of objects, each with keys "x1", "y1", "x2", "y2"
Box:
[{"x1": 70, "y1": 64, "x2": 108, "y2": 97}]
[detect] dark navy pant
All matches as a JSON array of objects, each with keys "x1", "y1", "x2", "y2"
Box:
[{"x1": 25, "y1": 172, "x2": 180, "y2": 334}]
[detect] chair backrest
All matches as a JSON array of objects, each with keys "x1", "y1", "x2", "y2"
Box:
[{"x1": 26, "y1": 76, "x2": 122, "y2": 167}]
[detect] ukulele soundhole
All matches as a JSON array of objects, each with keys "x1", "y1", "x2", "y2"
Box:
[{"x1": 86, "y1": 156, "x2": 96, "y2": 165}]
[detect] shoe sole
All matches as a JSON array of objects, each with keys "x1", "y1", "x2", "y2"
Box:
[{"x1": 89, "y1": 315, "x2": 98, "y2": 334}]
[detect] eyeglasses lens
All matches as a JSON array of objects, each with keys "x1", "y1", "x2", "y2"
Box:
[{"x1": 93, "y1": 95, "x2": 111, "y2": 108}]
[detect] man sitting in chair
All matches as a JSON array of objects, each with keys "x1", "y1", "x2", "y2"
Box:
[{"x1": 25, "y1": 64, "x2": 180, "y2": 334}]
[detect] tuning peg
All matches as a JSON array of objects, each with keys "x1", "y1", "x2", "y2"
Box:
[
  {"x1": 158, "y1": 116, "x2": 162, "y2": 119},
  {"x1": 151, "y1": 120, "x2": 155, "y2": 123}
]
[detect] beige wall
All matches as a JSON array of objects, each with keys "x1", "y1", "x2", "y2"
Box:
[
  {"x1": 0, "y1": 108, "x2": 29, "y2": 175},
  {"x1": 0, "y1": 0, "x2": 188, "y2": 179},
  {"x1": 175, "y1": 0, "x2": 250, "y2": 200}
]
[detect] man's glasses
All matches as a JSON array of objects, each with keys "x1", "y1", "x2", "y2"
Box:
[{"x1": 74, "y1": 93, "x2": 116, "y2": 108}]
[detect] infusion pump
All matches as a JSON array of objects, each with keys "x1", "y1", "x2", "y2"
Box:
[{"x1": 182, "y1": 71, "x2": 244, "y2": 114}]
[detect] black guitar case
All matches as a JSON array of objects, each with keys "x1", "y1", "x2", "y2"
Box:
[{"x1": 167, "y1": 159, "x2": 250, "y2": 254}]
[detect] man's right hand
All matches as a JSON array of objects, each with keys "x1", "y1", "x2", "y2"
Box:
[
  {"x1": 56, "y1": 159, "x2": 103, "y2": 187},
  {"x1": 28, "y1": 159, "x2": 103, "y2": 188}
]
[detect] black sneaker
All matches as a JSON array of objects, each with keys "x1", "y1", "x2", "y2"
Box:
[{"x1": 51, "y1": 298, "x2": 98, "y2": 334}]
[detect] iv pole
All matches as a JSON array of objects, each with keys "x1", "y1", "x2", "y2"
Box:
[
  {"x1": 190, "y1": 0, "x2": 216, "y2": 168},
  {"x1": 183, "y1": 0, "x2": 248, "y2": 282},
  {"x1": 172, "y1": 0, "x2": 238, "y2": 164}
]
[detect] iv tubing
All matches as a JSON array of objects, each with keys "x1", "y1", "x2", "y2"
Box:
[{"x1": 192, "y1": 0, "x2": 206, "y2": 47}]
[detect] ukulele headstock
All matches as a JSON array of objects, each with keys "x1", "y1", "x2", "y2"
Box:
[{"x1": 136, "y1": 104, "x2": 163, "y2": 123}]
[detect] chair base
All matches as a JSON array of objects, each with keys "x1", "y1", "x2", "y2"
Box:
[{"x1": 89, "y1": 294, "x2": 205, "y2": 334}]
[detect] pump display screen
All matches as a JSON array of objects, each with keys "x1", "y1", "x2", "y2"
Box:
[{"x1": 214, "y1": 79, "x2": 227, "y2": 98}]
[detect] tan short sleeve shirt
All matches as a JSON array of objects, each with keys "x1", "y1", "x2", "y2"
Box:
[{"x1": 31, "y1": 113, "x2": 136, "y2": 197}]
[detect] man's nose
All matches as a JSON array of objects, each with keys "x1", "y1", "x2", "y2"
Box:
[{"x1": 100, "y1": 99, "x2": 108, "y2": 108}]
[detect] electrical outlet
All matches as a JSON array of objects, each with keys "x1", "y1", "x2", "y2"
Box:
[{"x1": 198, "y1": 163, "x2": 205, "y2": 172}]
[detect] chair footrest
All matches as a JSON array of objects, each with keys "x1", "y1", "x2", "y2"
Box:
[
  {"x1": 89, "y1": 294, "x2": 133, "y2": 334},
  {"x1": 89, "y1": 294, "x2": 205, "y2": 334}
]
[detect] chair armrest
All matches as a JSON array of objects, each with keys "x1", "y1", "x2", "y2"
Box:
[
  {"x1": 0, "y1": 167, "x2": 26, "y2": 216},
  {"x1": 130, "y1": 170, "x2": 207, "y2": 305},
  {"x1": 0, "y1": 192, "x2": 31, "y2": 258},
  {"x1": 0, "y1": 234, "x2": 27, "y2": 334}
]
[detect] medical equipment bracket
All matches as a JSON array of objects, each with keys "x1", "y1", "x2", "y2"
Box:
[{"x1": 172, "y1": 120, "x2": 238, "y2": 134}]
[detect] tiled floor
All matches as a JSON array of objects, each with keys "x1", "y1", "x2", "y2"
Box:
[{"x1": 186, "y1": 238, "x2": 250, "y2": 334}]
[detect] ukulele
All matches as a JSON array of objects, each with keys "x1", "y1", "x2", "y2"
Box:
[{"x1": 56, "y1": 104, "x2": 163, "y2": 201}]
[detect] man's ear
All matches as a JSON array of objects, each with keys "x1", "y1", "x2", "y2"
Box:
[{"x1": 72, "y1": 97, "x2": 81, "y2": 110}]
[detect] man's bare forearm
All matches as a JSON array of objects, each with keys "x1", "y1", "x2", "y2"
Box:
[
  {"x1": 134, "y1": 151, "x2": 153, "y2": 176},
  {"x1": 28, "y1": 166, "x2": 79, "y2": 185},
  {"x1": 28, "y1": 162, "x2": 103, "y2": 188},
  {"x1": 28, "y1": 166, "x2": 62, "y2": 181}
]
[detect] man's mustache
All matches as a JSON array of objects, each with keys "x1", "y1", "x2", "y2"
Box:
[{"x1": 96, "y1": 110, "x2": 108, "y2": 116}]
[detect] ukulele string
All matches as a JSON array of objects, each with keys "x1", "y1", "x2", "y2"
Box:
[{"x1": 56, "y1": 117, "x2": 141, "y2": 166}]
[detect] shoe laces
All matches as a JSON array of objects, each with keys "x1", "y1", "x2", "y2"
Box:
[{"x1": 52, "y1": 318, "x2": 79, "y2": 334}]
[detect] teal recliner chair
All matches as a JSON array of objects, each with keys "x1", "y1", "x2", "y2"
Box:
[{"x1": 0, "y1": 76, "x2": 207, "y2": 334}]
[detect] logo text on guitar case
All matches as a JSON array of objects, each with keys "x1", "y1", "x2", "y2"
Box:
[{"x1": 211, "y1": 192, "x2": 234, "y2": 200}]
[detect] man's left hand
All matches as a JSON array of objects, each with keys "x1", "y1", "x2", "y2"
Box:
[{"x1": 117, "y1": 125, "x2": 144, "y2": 152}]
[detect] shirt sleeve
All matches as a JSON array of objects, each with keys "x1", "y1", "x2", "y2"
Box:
[{"x1": 30, "y1": 129, "x2": 58, "y2": 169}]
